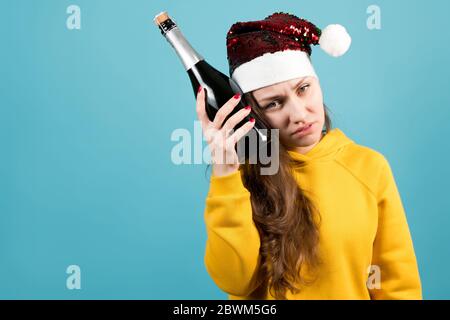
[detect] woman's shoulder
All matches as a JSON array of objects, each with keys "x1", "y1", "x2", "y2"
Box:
[
  {"x1": 331, "y1": 128, "x2": 388, "y2": 168},
  {"x1": 335, "y1": 138, "x2": 392, "y2": 196},
  {"x1": 341, "y1": 141, "x2": 388, "y2": 167}
]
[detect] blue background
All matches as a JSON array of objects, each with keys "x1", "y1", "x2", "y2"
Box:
[{"x1": 1, "y1": 0, "x2": 449, "y2": 299}]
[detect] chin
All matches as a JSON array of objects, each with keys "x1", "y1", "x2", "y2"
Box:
[
  {"x1": 290, "y1": 137, "x2": 315, "y2": 147},
  {"x1": 289, "y1": 129, "x2": 321, "y2": 146}
]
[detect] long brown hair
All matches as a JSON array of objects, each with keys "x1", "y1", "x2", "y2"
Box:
[
  {"x1": 203, "y1": 94, "x2": 333, "y2": 299},
  {"x1": 239, "y1": 92, "x2": 333, "y2": 299}
]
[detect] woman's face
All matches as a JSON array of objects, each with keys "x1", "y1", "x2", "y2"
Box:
[{"x1": 252, "y1": 76, "x2": 325, "y2": 154}]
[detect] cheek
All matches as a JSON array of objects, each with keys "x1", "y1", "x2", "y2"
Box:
[
  {"x1": 263, "y1": 113, "x2": 290, "y2": 138},
  {"x1": 263, "y1": 113, "x2": 284, "y2": 128},
  {"x1": 309, "y1": 89, "x2": 323, "y2": 111},
  {"x1": 314, "y1": 102, "x2": 325, "y2": 117}
]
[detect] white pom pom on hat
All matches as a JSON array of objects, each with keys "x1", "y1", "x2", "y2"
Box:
[{"x1": 319, "y1": 24, "x2": 352, "y2": 57}]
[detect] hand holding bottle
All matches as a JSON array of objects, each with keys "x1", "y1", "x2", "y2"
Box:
[{"x1": 196, "y1": 87, "x2": 255, "y2": 177}]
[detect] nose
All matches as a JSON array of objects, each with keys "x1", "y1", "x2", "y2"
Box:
[{"x1": 287, "y1": 95, "x2": 308, "y2": 124}]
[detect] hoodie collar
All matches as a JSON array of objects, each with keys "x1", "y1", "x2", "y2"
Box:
[{"x1": 286, "y1": 128, "x2": 354, "y2": 163}]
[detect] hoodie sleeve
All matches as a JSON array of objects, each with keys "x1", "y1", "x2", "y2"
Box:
[
  {"x1": 369, "y1": 157, "x2": 422, "y2": 300},
  {"x1": 203, "y1": 169, "x2": 262, "y2": 297}
]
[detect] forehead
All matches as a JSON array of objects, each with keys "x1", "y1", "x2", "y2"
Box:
[{"x1": 252, "y1": 76, "x2": 310, "y2": 97}]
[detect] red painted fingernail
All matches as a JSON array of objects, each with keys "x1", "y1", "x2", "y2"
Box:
[
  {"x1": 245, "y1": 105, "x2": 251, "y2": 110},
  {"x1": 233, "y1": 93, "x2": 241, "y2": 99},
  {"x1": 249, "y1": 117, "x2": 255, "y2": 123},
  {"x1": 197, "y1": 86, "x2": 202, "y2": 94}
]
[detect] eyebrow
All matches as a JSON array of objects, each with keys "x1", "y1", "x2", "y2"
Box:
[{"x1": 257, "y1": 78, "x2": 309, "y2": 103}]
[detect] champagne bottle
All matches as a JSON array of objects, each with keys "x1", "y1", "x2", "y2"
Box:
[{"x1": 153, "y1": 12, "x2": 269, "y2": 160}]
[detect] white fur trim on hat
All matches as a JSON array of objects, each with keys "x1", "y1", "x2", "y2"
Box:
[{"x1": 231, "y1": 50, "x2": 318, "y2": 94}]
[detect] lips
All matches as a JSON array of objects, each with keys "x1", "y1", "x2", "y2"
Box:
[{"x1": 292, "y1": 123, "x2": 313, "y2": 135}]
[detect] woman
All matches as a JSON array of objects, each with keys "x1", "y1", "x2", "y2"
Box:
[{"x1": 197, "y1": 12, "x2": 422, "y2": 300}]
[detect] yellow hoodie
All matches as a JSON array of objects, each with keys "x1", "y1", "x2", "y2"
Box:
[{"x1": 203, "y1": 128, "x2": 422, "y2": 300}]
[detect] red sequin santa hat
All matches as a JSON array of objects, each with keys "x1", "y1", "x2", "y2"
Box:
[{"x1": 227, "y1": 12, "x2": 351, "y2": 93}]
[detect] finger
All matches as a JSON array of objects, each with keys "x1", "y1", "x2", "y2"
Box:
[
  {"x1": 222, "y1": 106, "x2": 252, "y2": 133},
  {"x1": 212, "y1": 93, "x2": 241, "y2": 129},
  {"x1": 203, "y1": 125, "x2": 222, "y2": 145},
  {"x1": 227, "y1": 119, "x2": 256, "y2": 146},
  {"x1": 195, "y1": 87, "x2": 211, "y2": 130}
]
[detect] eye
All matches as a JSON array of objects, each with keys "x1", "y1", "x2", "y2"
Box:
[
  {"x1": 261, "y1": 85, "x2": 309, "y2": 110},
  {"x1": 298, "y1": 84, "x2": 310, "y2": 94},
  {"x1": 263, "y1": 100, "x2": 281, "y2": 110}
]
